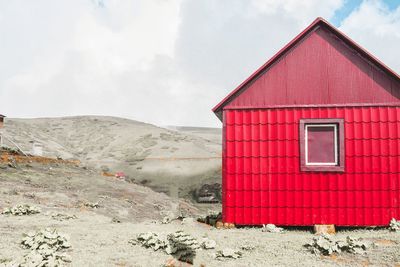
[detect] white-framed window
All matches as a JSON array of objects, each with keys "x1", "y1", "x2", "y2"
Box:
[
  {"x1": 304, "y1": 124, "x2": 338, "y2": 166},
  {"x1": 300, "y1": 118, "x2": 344, "y2": 172}
]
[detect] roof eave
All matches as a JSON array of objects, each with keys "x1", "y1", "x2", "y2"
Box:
[
  {"x1": 211, "y1": 17, "x2": 400, "y2": 120},
  {"x1": 211, "y1": 17, "x2": 324, "y2": 117}
]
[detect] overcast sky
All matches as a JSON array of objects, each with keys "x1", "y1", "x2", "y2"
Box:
[{"x1": 1, "y1": 0, "x2": 400, "y2": 127}]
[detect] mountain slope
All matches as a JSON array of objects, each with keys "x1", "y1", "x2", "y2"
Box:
[{"x1": 2, "y1": 116, "x2": 222, "y2": 197}]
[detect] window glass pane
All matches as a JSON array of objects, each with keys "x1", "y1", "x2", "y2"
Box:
[{"x1": 307, "y1": 126, "x2": 336, "y2": 164}]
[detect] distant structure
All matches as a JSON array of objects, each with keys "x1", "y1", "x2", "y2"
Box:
[
  {"x1": 0, "y1": 114, "x2": 4, "y2": 128},
  {"x1": 0, "y1": 114, "x2": 5, "y2": 146},
  {"x1": 32, "y1": 142, "x2": 43, "y2": 156},
  {"x1": 213, "y1": 17, "x2": 400, "y2": 227}
]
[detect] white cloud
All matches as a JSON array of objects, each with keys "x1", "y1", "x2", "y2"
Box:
[
  {"x1": 339, "y1": 0, "x2": 400, "y2": 73},
  {"x1": 174, "y1": 0, "x2": 344, "y2": 125},
  {"x1": 250, "y1": 0, "x2": 342, "y2": 24},
  {"x1": 0, "y1": 0, "x2": 347, "y2": 127}
]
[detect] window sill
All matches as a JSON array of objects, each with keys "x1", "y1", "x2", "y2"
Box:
[{"x1": 301, "y1": 165, "x2": 345, "y2": 172}]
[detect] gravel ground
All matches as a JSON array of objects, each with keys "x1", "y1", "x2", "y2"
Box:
[
  {"x1": 1, "y1": 163, "x2": 400, "y2": 266},
  {"x1": 2, "y1": 213, "x2": 400, "y2": 266}
]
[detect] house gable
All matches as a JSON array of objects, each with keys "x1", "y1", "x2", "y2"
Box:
[{"x1": 213, "y1": 18, "x2": 400, "y2": 119}]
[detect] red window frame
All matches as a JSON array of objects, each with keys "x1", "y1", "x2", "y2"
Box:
[{"x1": 299, "y1": 118, "x2": 345, "y2": 172}]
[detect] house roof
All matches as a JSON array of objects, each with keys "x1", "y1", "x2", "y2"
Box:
[
  {"x1": 0, "y1": 115, "x2": 5, "y2": 118},
  {"x1": 212, "y1": 17, "x2": 400, "y2": 118}
]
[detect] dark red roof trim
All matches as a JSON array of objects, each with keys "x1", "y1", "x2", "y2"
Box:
[{"x1": 212, "y1": 17, "x2": 400, "y2": 116}]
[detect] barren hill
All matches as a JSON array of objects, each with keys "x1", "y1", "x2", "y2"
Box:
[{"x1": 2, "y1": 116, "x2": 222, "y2": 197}]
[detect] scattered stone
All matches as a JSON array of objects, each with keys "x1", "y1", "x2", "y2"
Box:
[
  {"x1": 0, "y1": 258, "x2": 12, "y2": 265},
  {"x1": 161, "y1": 216, "x2": 171, "y2": 224},
  {"x1": 390, "y1": 218, "x2": 400, "y2": 232},
  {"x1": 8, "y1": 189, "x2": 20, "y2": 195},
  {"x1": 181, "y1": 217, "x2": 195, "y2": 225},
  {"x1": 305, "y1": 234, "x2": 369, "y2": 255},
  {"x1": 153, "y1": 204, "x2": 163, "y2": 211},
  {"x1": 100, "y1": 165, "x2": 110, "y2": 173},
  {"x1": 201, "y1": 238, "x2": 216, "y2": 249},
  {"x1": 1, "y1": 204, "x2": 41, "y2": 216},
  {"x1": 23, "y1": 192, "x2": 36, "y2": 199},
  {"x1": 7, "y1": 158, "x2": 17, "y2": 169},
  {"x1": 51, "y1": 213, "x2": 77, "y2": 221},
  {"x1": 166, "y1": 231, "x2": 200, "y2": 264},
  {"x1": 112, "y1": 217, "x2": 122, "y2": 223},
  {"x1": 215, "y1": 248, "x2": 242, "y2": 260},
  {"x1": 84, "y1": 202, "x2": 99, "y2": 209},
  {"x1": 262, "y1": 224, "x2": 284, "y2": 233},
  {"x1": 19, "y1": 228, "x2": 72, "y2": 266},
  {"x1": 128, "y1": 239, "x2": 137, "y2": 246},
  {"x1": 241, "y1": 244, "x2": 255, "y2": 251},
  {"x1": 132, "y1": 232, "x2": 167, "y2": 251}
]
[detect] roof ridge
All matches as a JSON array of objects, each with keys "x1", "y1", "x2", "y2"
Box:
[{"x1": 212, "y1": 17, "x2": 400, "y2": 117}]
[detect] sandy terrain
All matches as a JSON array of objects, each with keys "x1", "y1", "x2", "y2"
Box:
[
  {"x1": 2, "y1": 116, "x2": 222, "y2": 198},
  {"x1": 1, "y1": 160, "x2": 400, "y2": 266}
]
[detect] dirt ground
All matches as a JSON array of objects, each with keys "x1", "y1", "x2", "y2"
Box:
[{"x1": 1, "y1": 162, "x2": 400, "y2": 267}]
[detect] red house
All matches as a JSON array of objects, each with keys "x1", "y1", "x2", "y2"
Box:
[{"x1": 213, "y1": 17, "x2": 400, "y2": 226}]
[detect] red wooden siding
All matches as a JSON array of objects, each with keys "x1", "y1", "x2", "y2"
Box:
[
  {"x1": 223, "y1": 106, "x2": 400, "y2": 226},
  {"x1": 225, "y1": 26, "x2": 400, "y2": 109}
]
